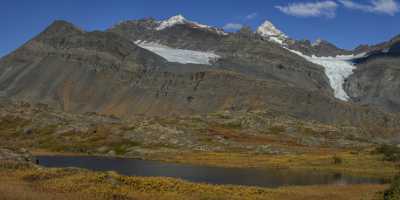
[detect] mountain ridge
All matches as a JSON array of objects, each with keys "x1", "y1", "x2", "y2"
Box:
[
  {"x1": 111, "y1": 15, "x2": 366, "y2": 58},
  {"x1": 0, "y1": 17, "x2": 399, "y2": 131}
]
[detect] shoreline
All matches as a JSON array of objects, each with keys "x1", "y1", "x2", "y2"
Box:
[
  {"x1": 31, "y1": 148, "x2": 398, "y2": 180},
  {"x1": 0, "y1": 162, "x2": 388, "y2": 200}
]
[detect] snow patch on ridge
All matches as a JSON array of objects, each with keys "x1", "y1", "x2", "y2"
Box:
[
  {"x1": 135, "y1": 41, "x2": 220, "y2": 65},
  {"x1": 156, "y1": 15, "x2": 227, "y2": 35},
  {"x1": 288, "y1": 49, "x2": 363, "y2": 101}
]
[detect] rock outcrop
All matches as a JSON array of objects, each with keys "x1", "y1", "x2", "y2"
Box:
[{"x1": 0, "y1": 148, "x2": 36, "y2": 163}]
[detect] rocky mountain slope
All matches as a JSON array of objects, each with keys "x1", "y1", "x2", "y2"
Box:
[
  {"x1": 286, "y1": 39, "x2": 352, "y2": 57},
  {"x1": 236, "y1": 17, "x2": 400, "y2": 114},
  {"x1": 109, "y1": 16, "x2": 332, "y2": 93},
  {"x1": 0, "y1": 16, "x2": 399, "y2": 131},
  {"x1": 344, "y1": 35, "x2": 400, "y2": 112}
]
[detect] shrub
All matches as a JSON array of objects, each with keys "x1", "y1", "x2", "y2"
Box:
[
  {"x1": 269, "y1": 126, "x2": 285, "y2": 134},
  {"x1": 384, "y1": 175, "x2": 400, "y2": 200},
  {"x1": 332, "y1": 155, "x2": 343, "y2": 165},
  {"x1": 376, "y1": 145, "x2": 400, "y2": 162},
  {"x1": 0, "y1": 161, "x2": 33, "y2": 170}
]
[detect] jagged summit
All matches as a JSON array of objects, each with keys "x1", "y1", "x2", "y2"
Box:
[
  {"x1": 156, "y1": 15, "x2": 188, "y2": 30},
  {"x1": 155, "y1": 15, "x2": 227, "y2": 35},
  {"x1": 311, "y1": 39, "x2": 340, "y2": 49},
  {"x1": 38, "y1": 20, "x2": 84, "y2": 37},
  {"x1": 256, "y1": 20, "x2": 287, "y2": 44},
  {"x1": 155, "y1": 14, "x2": 227, "y2": 35},
  {"x1": 256, "y1": 20, "x2": 286, "y2": 38},
  {"x1": 312, "y1": 39, "x2": 323, "y2": 47}
]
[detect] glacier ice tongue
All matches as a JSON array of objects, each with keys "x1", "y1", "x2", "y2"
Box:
[
  {"x1": 135, "y1": 41, "x2": 220, "y2": 65},
  {"x1": 287, "y1": 49, "x2": 359, "y2": 101}
]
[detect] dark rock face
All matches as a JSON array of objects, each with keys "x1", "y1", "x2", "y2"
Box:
[
  {"x1": 286, "y1": 39, "x2": 352, "y2": 57},
  {"x1": 354, "y1": 35, "x2": 400, "y2": 55},
  {"x1": 345, "y1": 35, "x2": 400, "y2": 112},
  {"x1": 0, "y1": 19, "x2": 399, "y2": 129},
  {"x1": 353, "y1": 40, "x2": 400, "y2": 64},
  {"x1": 0, "y1": 20, "x2": 167, "y2": 113},
  {"x1": 345, "y1": 57, "x2": 400, "y2": 112},
  {"x1": 109, "y1": 19, "x2": 225, "y2": 51}
]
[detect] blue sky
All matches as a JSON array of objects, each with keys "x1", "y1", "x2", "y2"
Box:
[{"x1": 1, "y1": 0, "x2": 399, "y2": 57}]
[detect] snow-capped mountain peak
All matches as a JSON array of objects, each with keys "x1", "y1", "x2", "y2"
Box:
[
  {"x1": 155, "y1": 14, "x2": 227, "y2": 35},
  {"x1": 256, "y1": 20, "x2": 288, "y2": 45},
  {"x1": 256, "y1": 20, "x2": 287, "y2": 39},
  {"x1": 312, "y1": 39, "x2": 323, "y2": 47},
  {"x1": 156, "y1": 15, "x2": 188, "y2": 30}
]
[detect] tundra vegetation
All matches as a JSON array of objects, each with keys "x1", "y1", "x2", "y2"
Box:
[
  {"x1": 0, "y1": 102, "x2": 399, "y2": 199},
  {"x1": 0, "y1": 160, "x2": 388, "y2": 200}
]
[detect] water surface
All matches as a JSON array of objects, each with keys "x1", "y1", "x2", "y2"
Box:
[{"x1": 37, "y1": 155, "x2": 384, "y2": 188}]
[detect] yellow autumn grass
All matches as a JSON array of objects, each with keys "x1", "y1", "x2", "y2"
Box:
[
  {"x1": 0, "y1": 161, "x2": 388, "y2": 200},
  {"x1": 32, "y1": 146, "x2": 398, "y2": 179},
  {"x1": 145, "y1": 149, "x2": 398, "y2": 179}
]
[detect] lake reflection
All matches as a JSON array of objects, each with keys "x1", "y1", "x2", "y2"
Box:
[{"x1": 37, "y1": 156, "x2": 384, "y2": 188}]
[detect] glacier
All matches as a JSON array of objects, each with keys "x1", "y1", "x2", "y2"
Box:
[
  {"x1": 136, "y1": 17, "x2": 365, "y2": 101},
  {"x1": 255, "y1": 20, "x2": 358, "y2": 101},
  {"x1": 135, "y1": 41, "x2": 220, "y2": 65},
  {"x1": 288, "y1": 49, "x2": 362, "y2": 101}
]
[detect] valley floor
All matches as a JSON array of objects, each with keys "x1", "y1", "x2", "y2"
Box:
[
  {"x1": 33, "y1": 147, "x2": 398, "y2": 179},
  {"x1": 0, "y1": 161, "x2": 387, "y2": 200},
  {"x1": 0, "y1": 102, "x2": 398, "y2": 199}
]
